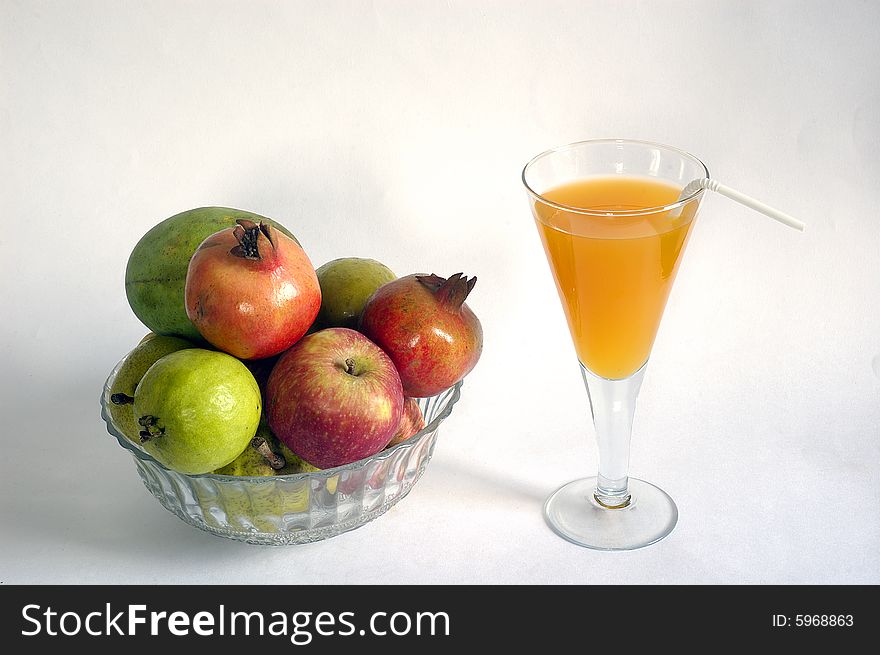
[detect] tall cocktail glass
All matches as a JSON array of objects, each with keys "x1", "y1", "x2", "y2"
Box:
[{"x1": 523, "y1": 139, "x2": 709, "y2": 550}]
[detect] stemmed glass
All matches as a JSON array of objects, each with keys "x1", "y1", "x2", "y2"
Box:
[{"x1": 522, "y1": 139, "x2": 709, "y2": 550}]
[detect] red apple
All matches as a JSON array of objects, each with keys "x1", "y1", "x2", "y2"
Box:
[
  {"x1": 266, "y1": 328, "x2": 404, "y2": 469},
  {"x1": 386, "y1": 397, "x2": 425, "y2": 448},
  {"x1": 359, "y1": 273, "x2": 482, "y2": 397},
  {"x1": 336, "y1": 397, "x2": 424, "y2": 495},
  {"x1": 185, "y1": 219, "x2": 320, "y2": 359}
]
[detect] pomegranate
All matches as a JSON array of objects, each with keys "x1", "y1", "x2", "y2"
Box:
[
  {"x1": 359, "y1": 273, "x2": 482, "y2": 397},
  {"x1": 185, "y1": 219, "x2": 320, "y2": 359}
]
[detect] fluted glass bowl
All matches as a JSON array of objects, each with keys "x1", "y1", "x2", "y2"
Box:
[{"x1": 100, "y1": 351, "x2": 462, "y2": 545}]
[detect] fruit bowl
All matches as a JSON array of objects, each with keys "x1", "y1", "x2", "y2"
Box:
[{"x1": 100, "y1": 351, "x2": 462, "y2": 545}]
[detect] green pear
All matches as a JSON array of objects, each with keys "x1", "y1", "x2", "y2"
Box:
[
  {"x1": 108, "y1": 334, "x2": 193, "y2": 443},
  {"x1": 212, "y1": 440, "x2": 278, "y2": 477},
  {"x1": 276, "y1": 440, "x2": 322, "y2": 475},
  {"x1": 214, "y1": 439, "x2": 312, "y2": 529},
  {"x1": 315, "y1": 257, "x2": 396, "y2": 329},
  {"x1": 271, "y1": 476, "x2": 313, "y2": 515},
  {"x1": 205, "y1": 424, "x2": 330, "y2": 532},
  {"x1": 210, "y1": 479, "x2": 278, "y2": 532},
  {"x1": 133, "y1": 349, "x2": 261, "y2": 474},
  {"x1": 213, "y1": 422, "x2": 286, "y2": 477}
]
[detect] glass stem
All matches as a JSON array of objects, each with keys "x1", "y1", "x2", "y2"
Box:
[{"x1": 580, "y1": 362, "x2": 647, "y2": 508}]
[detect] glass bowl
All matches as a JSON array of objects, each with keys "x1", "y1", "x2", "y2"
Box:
[{"x1": 100, "y1": 351, "x2": 462, "y2": 545}]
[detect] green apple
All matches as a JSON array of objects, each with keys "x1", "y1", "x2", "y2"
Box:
[{"x1": 315, "y1": 257, "x2": 396, "y2": 329}]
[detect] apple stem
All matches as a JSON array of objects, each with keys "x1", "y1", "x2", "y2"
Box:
[
  {"x1": 251, "y1": 436, "x2": 286, "y2": 470},
  {"x1": 110, "y1": 393, "x2": 134, "y2": 405},
  {"x1": 137, "y1": 415, "x2": 164, "y2": 443},
  {"x1": 344, "y1": 358, "x2": 357, "y2": 376}
]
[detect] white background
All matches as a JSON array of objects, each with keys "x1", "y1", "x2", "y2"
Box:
[{"x1": 2, "y1": 0, "x2": 878, "y2": 584}]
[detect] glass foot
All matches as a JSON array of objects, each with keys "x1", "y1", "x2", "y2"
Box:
[{"x1": 544, "y1": 477, "x2": 678, "y2": 551}]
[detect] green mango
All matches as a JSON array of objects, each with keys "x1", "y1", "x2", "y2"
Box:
[{"x1": 125, "y1": 207, "x2": 299, "y2": 340}]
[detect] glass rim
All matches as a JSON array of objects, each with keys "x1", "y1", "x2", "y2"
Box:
[{"x1": 521, "y1": 138, "x2": 711, "y2": 217}]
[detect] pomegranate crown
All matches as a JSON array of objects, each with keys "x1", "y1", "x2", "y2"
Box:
[
  {"x1": 230, "y1": 219, "x2": 275, "y2": 259},
  {"x1": 416, "y1": 273, "x2": 477, "y2": 308}
]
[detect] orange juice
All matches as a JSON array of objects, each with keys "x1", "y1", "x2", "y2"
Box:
[{"x1": 533, "y1": 176, "x2": 697, "y2": 379}]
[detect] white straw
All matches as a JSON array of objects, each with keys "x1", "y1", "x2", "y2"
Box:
[{"x1": 679, "y1": 178, "x2": 805, "y2": 232}]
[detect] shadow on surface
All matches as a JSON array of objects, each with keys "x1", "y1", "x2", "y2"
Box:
[{"x1": 427, "y1": 457, "x2": 551, "y2": 507}]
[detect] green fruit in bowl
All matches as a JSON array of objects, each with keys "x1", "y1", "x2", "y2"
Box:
[
  {"x1": 125, "y1": 207, "x2": 299, "y2": 340},
  {"x1": 215, "y1": 449, "x2": 316, "y2": 530},
  {"x1": 212, "y1": 430, "x2": 287, "y2": 532},
  {"x1": 275, "y1": 438, "x2": 340, "y2": 496},
  {"x1": 212, "y1": 439, "x2": 280, "y2": 477},
  {"x1": 133, "y1": 349, "x2": 262, "y2": 474},
  {"x1": 315, "y1": 257, "x2": 396, "y2": 329},
  {"x1": 108, "y1": 334, "x2": 193, "y2": 443},
  {"x1": 276, "y1": 440, "x2": 322, "y2": 475},
  {"x1": 213, "y1": 422, "x2": 286, "y2": 477}
]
